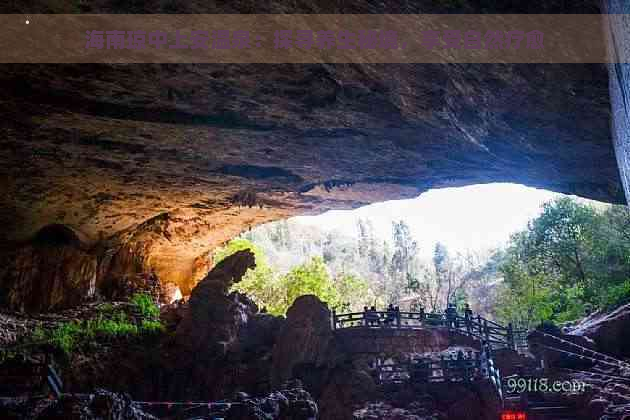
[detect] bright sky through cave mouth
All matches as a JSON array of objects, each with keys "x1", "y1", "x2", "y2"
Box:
[{"x1": 293, "y1": 183, "x2": 601, "y2": 257}]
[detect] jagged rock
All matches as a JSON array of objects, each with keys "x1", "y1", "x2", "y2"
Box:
[
  {"x1": 175, "y1": 249, "x2": 256, "y2": 355},
  {"x1": 318, "y1": 367, "x2": 377, "y2": 420},
  {"x1": 225, "y1": 384, "x2": 317, "y2": 420},
  {"x1": 353, "y1": 401, "x2": 439, "y2": 420},
  {"x1": 239, "y1": 313, "x2": 286, "y2": 355},
  {"x1": 0, "y1": 225, "x2": 97, "y2": 313},
  {"x1": 271, "y1": 295, "x2": 335, "y2": 386},
  {"x1": 571, "y1": 302, "x2": 630, "y2": 358},
  {"x1": 0, "y1": 389, "x2": 156, "y2": 420},
  {"x1": 587, "y1": 398, "x2": 609, "y2": 420}
]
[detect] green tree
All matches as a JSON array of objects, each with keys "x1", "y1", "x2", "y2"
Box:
[
  {"x1": 334, "y1": 272, "x2": 374, "y2": 312},
  {"x1": 495, "y1": 198, "x2": 630, "y2": 325},
  {"x1": 278, "y1": 256, "x2": 341, "y2": 312},
  {"x1": 216, "y1": 238, "x2": 280, "y2": 313}
]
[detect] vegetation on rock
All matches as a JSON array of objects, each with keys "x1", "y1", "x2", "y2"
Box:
[{"x1": 7, "y1": 294, "x2": 164, "y2": 359}]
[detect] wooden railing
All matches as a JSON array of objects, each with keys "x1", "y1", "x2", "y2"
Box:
[
  {"x1": 374, "y1": 345, "x2": 504, "y2": 402},
  {"x1": 332, "y1": 310, "x2": 527, "y2": 352}
]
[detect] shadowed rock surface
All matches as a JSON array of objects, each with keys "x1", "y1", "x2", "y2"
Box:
[
  {"x1": 571, "y1": 302, "x2": 630, "y2": 359},
  {"x1": 0, "y1": 12, "x2": 626, "y2": 303},
  {"x1": 1, "y1": 58, "x2": 622, "y2": 307},
  {"x1": 0, "y1": 389, "x2": 157, "y2": 420}
]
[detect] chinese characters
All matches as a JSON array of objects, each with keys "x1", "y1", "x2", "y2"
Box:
[{"x1": 85, "y1": 29, "x2": 544, "y2": 50}]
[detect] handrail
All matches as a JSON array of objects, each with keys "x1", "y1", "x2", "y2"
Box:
[
  {"x1": 374, "y1": 346, "x2": 504, "y2": 403},
  {"x1": 332, "y1": 309, "x2": 526, "y2": 352}
]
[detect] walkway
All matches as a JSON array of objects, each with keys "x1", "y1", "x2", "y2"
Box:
[{"x1": 332, "y1": 309, "x2": 528, "y2": 352}]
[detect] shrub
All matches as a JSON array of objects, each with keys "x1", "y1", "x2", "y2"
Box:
[
  {"x1": 130, "y1": 293, "x2": 160, "y2": 319},
  {"x1": 140, "y1": 320, "x2": 164, "y2": 335},
  {"x1": 601, "y1": 280, "x2": 630, "y2": 310},
  {"x1": 93, "y1": 311, "x2": 139, "y2": 337},
  {"x1": 98, "y1": 302, "x2": 115, "y2": 314}
]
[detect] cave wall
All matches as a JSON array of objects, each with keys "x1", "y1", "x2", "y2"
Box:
[
  {"x1": 605, "y1": 1, "x2": 630, "y2": 204},
  {"x1": 0, "y1": 1, "x2": 627, "y2": 310}
]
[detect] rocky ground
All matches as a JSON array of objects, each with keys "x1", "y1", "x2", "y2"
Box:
[
  {"x1": 2, "y1": 250, "x2": 630, "y2": 419},
  {"x1": 0, "y1": 250, "x2": 499, "y2": 420}
]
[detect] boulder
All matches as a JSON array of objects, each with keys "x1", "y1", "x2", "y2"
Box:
[
  {"x1": 571, "y1": 302, "x2": 630, "y2": 358},
  {"x1": 271, "y1": 295, "x2": 335, "y2": 386},
  {"x1": 175, "y1": 249, "x2": 257, "y2": 356},
  {"x1": 353, "y1": 401, "x2": 439, "y2": 420},
  {"x1": 318, "y1": 367, "x2": 377, "y2": 420},
  {"x1": 1, "y1": 389, "x2": 156, "y2": 420},
  {"x1": 225, "y1": 383, "x2": 318, "y2": 420}
]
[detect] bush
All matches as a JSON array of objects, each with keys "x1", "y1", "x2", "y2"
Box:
[
  {"x1": 97, "y1": 302, "x2": 115, "y2": 314},
  {"x1": 601, "y1": 280, "x2": 630, "y2": 310},
  {"x1": 92, "y1": 311, "x2": 139, "y2": 337},
  {"x1": 130, "y1": 293, "x2": 159, "y2": 319},
  {"x1": 140, "y1": 320, "x2": 164, "y2": 335}
]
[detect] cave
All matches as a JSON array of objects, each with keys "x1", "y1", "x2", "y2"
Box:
[
  {"x1": 1, "y1": 0, "x2": 630, "y2": 419},
  {"x1": 2, "y1": 58, "x2": 629, "y2": 306}
]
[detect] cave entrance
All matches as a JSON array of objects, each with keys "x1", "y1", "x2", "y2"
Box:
[{"x1": 221, "y1": 182, "x2": 620, "y2": 326}]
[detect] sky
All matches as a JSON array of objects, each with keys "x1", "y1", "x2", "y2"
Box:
[{"x1": 292, "y1": 183, "x2": 564, "y2": 258}]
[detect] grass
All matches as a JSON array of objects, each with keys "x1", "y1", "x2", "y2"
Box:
[{"x1": 22, "y1": 294, "x2": 164, "y2": 358}]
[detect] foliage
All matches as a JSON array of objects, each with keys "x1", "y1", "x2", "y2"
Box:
[
  {"x1": 97, "y1": 302, "x2": 115, "y2": 314},
  {"x1": 280, "y1": 256, "x2": 341, "y2": 311},
  {"x1": 495, "y1": 198, "x2": 630, "y2": 327},
  {"x1": 334, "y1": 273, "x2": 376, "y2": 312},
  {"x1": 140, "y1": 319, "x2": 165, "y2": 335},
  {"x1": 240, "y1": 218, "x2": 491, "y2": 316},
  {"x1": 130, "y1": 293, "x2": 160, "y2": 319},
  {"x1": 214, "y1": 237, "x2": 266, "y2": 265},
  {"x1": 219, "y1": 237, "x2": 374, "y2": 315},
  {"x1": 601, "y1": 279, "x2": 630, "y2": 310},
  {"x1": 23, "y1": 307, "x2": 164, "y2": 358}
]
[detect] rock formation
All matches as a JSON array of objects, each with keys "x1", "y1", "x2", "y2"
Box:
[
  {"x1": 0, "y1": 225, "x2": 97, "y2": 313},
  {"x1": 0, "y1": 0, "x2": 625, "y2": 305},
  {"x1": 571, "y1": 302, "x2": 630, "y2": 359},
  {"x1": 175, "y1": 249, "x2": 257, "y2": 355},
  {"x1": 225, "y1": 381, "x2": 318, "y2": 420},
  {"x1": 271, "y1": 295, "x2": 337, "y2": 387},
  {"x1": 1, "y1": 58, "x2": 623, "y2": 305},
  {"x1": 1, "y1": 389, "x2": 156, "y2": 420}
]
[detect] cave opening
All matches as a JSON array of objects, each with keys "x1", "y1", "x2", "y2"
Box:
[
  {"x1": 224, "y1": 182, "x2": 617, "y2": 321},
  {"x1": 2, "y1": 2, "x2": 630, "y2": 416}
]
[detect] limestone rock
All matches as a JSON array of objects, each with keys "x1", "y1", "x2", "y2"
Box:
[
  {"x1": 0, "y1": 389, "x2": 156, "y2": 420},
  {"x1": 271, "y1": 295, "x2": 335, "y2": 386},
  {"x1": 225, "y1": 383, "x2": 318, "y2": 420},
  {"x1": 0, "y1": 225, "x2": 97, "y2": 313},
  {"x1": 571, "y1": 302, "x2": 630, "y2": 358},
  {"x1": 175, "y1": 249, "x2": 257, "y2": 356},
  {"x1": 0, "y1": 56, "x2": 623, "y2": 298},
  {"x1": 319, "y1": 367, "x2": 377, "y2": 420},
  {"x1": 353, "y1": 401, "x2": 439, "y2": 420}
]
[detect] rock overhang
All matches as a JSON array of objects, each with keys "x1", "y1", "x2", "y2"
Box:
[{"x1": 0, "y1": 61, "x2": 624, "y2": 304}]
